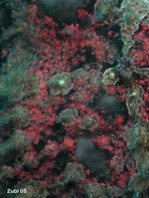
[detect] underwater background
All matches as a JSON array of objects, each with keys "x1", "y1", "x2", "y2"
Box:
[{"x1": 0, "y1": 0, "x2": 149, "y2": 197}]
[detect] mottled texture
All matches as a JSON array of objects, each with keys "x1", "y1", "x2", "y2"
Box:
[
  {"x1": 93, "y1": 0, "x2": 119, "y2": 23},
  {"x1": 63, "y1": 162, "x2": 86, "y2": 183},
  {"x1": 48, "y1": 72, "x2": 73, "y2": 96},
  {"x1": 120, "y1": 0, "x2": 149, "y2": 54},
  {"x1": 15, "y1": 180, "x2": 48, "y2": 198},
  {"x1": 0, "y1": 130, "x2": 31, "y2": 158},
  {"x1": 84, "y1": 182, "x2": 108, "y2": 198},
  {"x1": 57, "y1": 108, "x2": 78, "y2": 126}
]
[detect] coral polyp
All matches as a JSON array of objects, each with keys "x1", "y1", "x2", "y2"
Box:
[{"x1": 48, "y1": 72, "x2": 74, "y2": 96}]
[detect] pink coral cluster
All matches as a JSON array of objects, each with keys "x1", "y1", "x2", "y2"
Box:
[
  {"x1": 138, "y1": 77, "x2": 149, "y2": 122},
  {"x1": 131, "y1": 22, "x2": 149, "y2": 67},
  {"x1": 1, "y1": 1, "x2": 149, "y2": 197},
  {"x1": 2, "y1": 2, "x2": 145, "y2": 197},
  {"x1": 10, "y1": 5, "x2": 135, "y2": 189},
  {"x1": 130, "y1": 22, "x2": 149, "y2": 122}
]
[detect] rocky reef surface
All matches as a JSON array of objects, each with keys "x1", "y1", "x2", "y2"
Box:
[{"x1": 0, "y1": 0, "x2": 149, "y2": 197}]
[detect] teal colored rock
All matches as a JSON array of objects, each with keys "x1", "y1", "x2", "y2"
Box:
[{"x1": 38, "y1": 0, "x2": 88, "y2": 24}]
